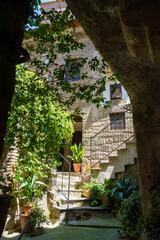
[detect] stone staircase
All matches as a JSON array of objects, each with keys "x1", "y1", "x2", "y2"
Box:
[
  {"x1": 92, "y1": 140, "x2": 137, "y2": 183},
  {"x1": 47, "y1": 172, "x2": 112, "y2": 223}
]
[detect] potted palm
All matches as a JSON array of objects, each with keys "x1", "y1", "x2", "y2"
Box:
[
  {"x1": 13, "y1": 175, "x2": 47, "y2": 232},
  {"x1": 68, "y1": 143, "x2": 84, "y2": 172}
]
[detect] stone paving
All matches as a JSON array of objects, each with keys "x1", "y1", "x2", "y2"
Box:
[{"x1": 2, "y1": 217, "x2": 121, "y2": 240}]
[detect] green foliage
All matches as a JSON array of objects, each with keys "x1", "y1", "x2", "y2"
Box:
[
  {"x1": 118, "y1": 191, "x2": 142, "y2": 239},
  {"x1": 84, "y1": 179, "x2": 104, "y2": 206},
  {"x1": 25, "y1": 5, "x2": 117, "y2": 110},
  {"x1": 13, "y1": 175, "x2": 47, "y2": 204},
  {"x1": 103, "y1": 179, "x2": 115, "y2": 197},
  {"x1": 30, "y1": 205, "x2": 49, "y2": 229},
  {"x1": 144, "y1": 212, "x2": 160, "y2": 240},
  {"x1": 68, "y1": 143, "x2": 84, "y2": 163},
  {"x1": 5, "y1": 65, "x2": 74, "y2": 203},
  {"x1": 5, "y1": 65, "x2": 73, "y2": 175},
  {"x1": 112, "y1": 175, "x2": 138, "y2": 208}
]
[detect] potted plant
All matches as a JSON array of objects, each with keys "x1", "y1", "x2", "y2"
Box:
[
  {"x1": 82, "y1": 182, "x2": 92, "y2": 198},
  {"x1": 14, "y1": 175, "x2": 47, "y2": 213},
  {"x1": 83, "y1": 179, "x2": 104, "y2": 206},
  {"x1": 68, "y1": 143, "x2": 84, "y2": 172},
  {"x1": 13, "y1": 175, "x2": 47, "y2": 232},
  {"x1": 101, "y1": 179, "x2": 115, "y2": 207},
  {"x1": 30, "y1": 205, "x2": 49, "y2": 235},
  {"x1": 111, "y1": 175, "x2": 138, "y2": 209}
]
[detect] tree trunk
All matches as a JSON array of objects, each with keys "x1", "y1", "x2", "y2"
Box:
[
  {"x1": 66, "y1": 0, "x2": 160, "y2": 214},
  {"x1": 131, "y1": 85, "x2": 160, "y2": 213},
  {"x1": 0, "y1": 0, "x2": 27, "y2": 159}
]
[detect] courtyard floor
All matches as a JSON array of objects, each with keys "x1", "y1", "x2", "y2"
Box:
[{"x1": 2, "y1": 217, "x2": 121, "y2": 240}]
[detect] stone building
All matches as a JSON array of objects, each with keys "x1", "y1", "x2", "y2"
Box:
[{"x1": 40, "y1": 1, "x2": 137, "y2": 182}]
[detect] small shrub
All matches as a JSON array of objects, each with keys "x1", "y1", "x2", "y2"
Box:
[
  {"x1": 85, "y1": 180, "x2": 103, "y2": 206},
  {"x1": 30, "y1": 206, "x2": 49, "y2": 229},
  {"x1": 104, "y1": 179, "x2": 115, "y2": 197},
  {"x1": 112, "y1": 175, "x2": 138, "y2": 209},
  {"x1": 144, "y1": 212, "x2": 160, "y2": 240},
  {"x1": 118, "y1": 191, "x2": 142, "y2": 239}
]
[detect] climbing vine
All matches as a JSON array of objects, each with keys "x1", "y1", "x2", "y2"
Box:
[{"x1": 5, "y1": 65, "x2": 74, "y2": 178}]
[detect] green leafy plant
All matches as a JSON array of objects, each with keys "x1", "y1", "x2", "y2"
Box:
[
  {"x1": 30, "y1": 205, "x2": 49, "y2": 229},
  {"x1": 68, "y1": 143, "x2": 84, "y2": 163},
  {"x1": 25, "y1": 4, "x2": 114, "y2": 111},
  {"x1": 118, "y1": 191, "x2": 143, "y2": 239},
  {"x1": 104, "y1": 179, "x2": 115, "y2": 197},
  {"x1": 5, "y1": 65, "x2": 74, "y2": 209},
  {"x1": 13, "y1": 175, "x2": 47, "y2": 205},
  {"x1": 112, "y1": 175, "x2": 138, "y2": 209},
  {"x1": 144, "y1": 212, "x2": 160, "y2": 240},
  {"x1": 84, "y1": 179, "x2": 104, "y2": 206}
]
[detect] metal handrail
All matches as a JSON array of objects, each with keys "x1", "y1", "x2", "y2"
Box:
[
  {"x1": 51, "y1": 152, "x2": 71, "y2": 222},
  {"x1": 90, "y1": 107, "x2": 134, "y2": 175},
  {"x1": 17, "y1": 219, "x2": 30, "y2": 240},
  {"x1": 149, "y1": 179, "x2": 160, "y2": 192}
]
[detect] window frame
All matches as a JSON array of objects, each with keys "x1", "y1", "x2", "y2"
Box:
[
  {"x1": 110, "y1": 112, "x2": 125, "y2": 130},
  {"x1": 65, "y1": 58, "x2": 81, "y2": 82},
  {"x1": 110, "y1": 83, "x2": 122, "y2": 100}
]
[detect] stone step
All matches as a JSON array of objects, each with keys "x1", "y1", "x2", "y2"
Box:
[
  {"x1": 57, "y1": 206, "x2": 113, "y2": 221},
  {"x1": 68, "y1": 216, "x2": 121, "y2": 228},
  {"x1": 52, "y1": 173, "x2": 82, "y2": 181},
  {"x1": 56, "y1": 172, "x2": 82, "y2": 176},
  {"x1": 58, "y1": 189, "x2": 83, "y2": 198},
  {"x1": 60, "y1": 196, "x2": 89, "y2": 204},
  {"x1": 52, "y1": 180, "x2": 83, "y2": 191}
]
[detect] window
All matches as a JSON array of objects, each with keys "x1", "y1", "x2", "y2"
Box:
[
  {"x1": 110, "y1": 113, "x2": 125, "y2": 130},
  {"x1": 66, "y1": 59, "x2": 81, "y2": 82},
  {"x1": 110, "y1": 83, "x2": 122, "y2": 99}
]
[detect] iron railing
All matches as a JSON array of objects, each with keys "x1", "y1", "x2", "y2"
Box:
[
  {"x1": 17, "y1": 153, "x2": 71, "y2": 240},
  {"x1": 51, "y1": 152, "x2": 71, "y2": 222},
  {"x1": 90, "y1": 107, "x2": 134, "y2": 174}
]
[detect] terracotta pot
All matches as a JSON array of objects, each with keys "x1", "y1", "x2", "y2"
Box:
[
  {"x1": 20, "y1": 214, "x2": 34, "y2": 233},
  {"x1": 83, "y1": 188, "x2": 92, "y2": 198},
  {"x1": 82, "y1": 175, "x2": 90, "y2": 182},
  {"x1": 0, "y1": 195, "x2": 14, "y2": 238},
  {"x1": 101, "y1": 194, "x2": 113, "y2": 207},
  {"x1": 73, "y1": 163, "x2": 81, "y2": 172}
]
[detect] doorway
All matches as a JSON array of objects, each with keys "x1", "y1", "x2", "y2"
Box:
[{"x1": 58, "y1": 115, "x2": 82, "y2": 172}]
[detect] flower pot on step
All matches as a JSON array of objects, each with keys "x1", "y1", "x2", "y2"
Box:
[
  {"x1": 83, "y1": 188, "x2": 92, "y2": 198},
  {"x1": 73, "y1": 163, "x2": 81, "y2": 172},
  {"x1": 82, "y1": 175, "x2": 90, "y2": 182},
  {"x1": 101, "y1": 194, "x2": 113, "y2": 207}
]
